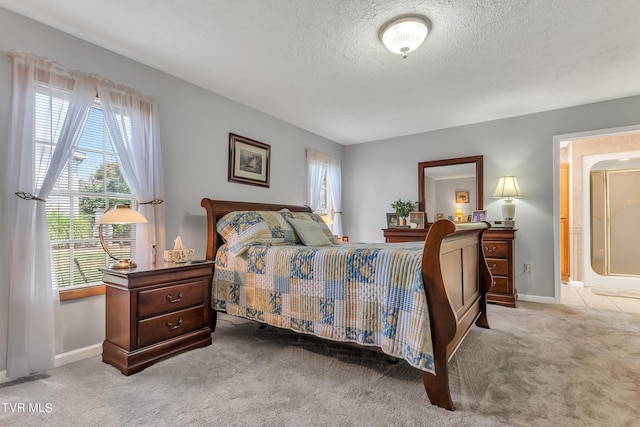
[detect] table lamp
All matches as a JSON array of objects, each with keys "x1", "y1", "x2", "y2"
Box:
[
  {"x1": 493, "y1": 176, "x2": 523, "y2": 220},
  {"x1": 98, "y1": 204, "x2": 147, "y2": 269}
]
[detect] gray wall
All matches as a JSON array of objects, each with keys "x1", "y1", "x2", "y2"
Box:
[
  {"x1": 342, "y1": 96, "x2": 640, "y2": 301},
  {"x1": 0, "y1": 7, "x2": 342, "y2": 371}
]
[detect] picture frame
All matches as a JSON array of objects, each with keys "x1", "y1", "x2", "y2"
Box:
[
  {"x1": 472, "y1": 210, "x2": 487, "y2": 222},
  {"x1": 455, "y1": 190, "x2": 470, "y2": 203},
  {"x1": 386, "y1": 213, "x2": 399, "y2": 228},
  {"x1": 409, "y1": 211, "x2": 426, "y2": 229},
  {"x1": 228, "y1": 133, "x2": 271, "y2": 187}
]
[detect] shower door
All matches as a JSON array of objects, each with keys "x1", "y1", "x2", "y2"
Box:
[{"x1": 590, "y1": 168, "x2": 640, "y2": 277}]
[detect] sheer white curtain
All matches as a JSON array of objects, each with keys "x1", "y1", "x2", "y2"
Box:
[
  {"x1": 327, "y1": 156, "x2": 343, "y2": 237},
  {"x1": 6, "y1": 50, "x2": 96, "y2": 378},
  {"x1": 306, "y1": 149, "x2": 327, "y2": 211},
  {"x1": 98, "y1": 83, "x2": 166, "y2": 262}
]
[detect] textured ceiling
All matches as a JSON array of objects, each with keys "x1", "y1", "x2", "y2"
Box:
[{"x1": 2, "y1": 0, "x2": 640, "y2": 145}]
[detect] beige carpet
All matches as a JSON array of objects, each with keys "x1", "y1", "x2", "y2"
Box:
[{"x1": 1, "y1": 302, "x2": 639, "y2": 426}]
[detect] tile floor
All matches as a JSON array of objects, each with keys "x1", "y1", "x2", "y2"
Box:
[{"x1": 561, "y1": 282, "x2": 640, "y2": 313}]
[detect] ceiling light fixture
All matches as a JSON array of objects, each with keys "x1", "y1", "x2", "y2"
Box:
[{"x1": 379, "y1": 15, "x2": 431, "y2": 59}]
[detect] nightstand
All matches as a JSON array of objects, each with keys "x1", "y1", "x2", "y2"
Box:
[
  {"x1": 102, "y1": 261, "x2": 214, "y2": 375},
  {"x1": 483, "y1": 229, "x2": 517, "y2": 307}
]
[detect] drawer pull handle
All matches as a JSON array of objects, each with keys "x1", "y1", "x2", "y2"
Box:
[
  {"x1": 484, "y1": 246, "x2": 497, "y2": 252},
  {"x1": 489, "y1": 263, "x2": 497, "y2": 270},
  {"x1": 166, "y1": 292, "x2": 183, "y2": 303},
  {"x1": 166, "y1": 318, "x2": 183, "y2": 330}
]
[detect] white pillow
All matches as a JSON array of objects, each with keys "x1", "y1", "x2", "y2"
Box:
[{"x1": 287, "y1": 218, "x2": 333, "y2": 246}]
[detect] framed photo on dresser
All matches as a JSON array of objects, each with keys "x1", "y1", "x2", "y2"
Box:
[
  {"x1": 386, "y1": 213, "x2": 399, "y2": 228},
  {"x1": 472, "y1": 210, "x2": 487, "y2": 222},
  {"x1": 409, "y1": 211, "x2": 426, "y2": 229}
]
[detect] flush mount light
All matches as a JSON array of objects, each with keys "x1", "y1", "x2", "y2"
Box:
[{"x1": 379, "y1": 15, "x2": 431, "y2": 58}]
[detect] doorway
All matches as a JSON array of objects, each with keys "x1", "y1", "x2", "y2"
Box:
[{"x1": 554, "y1": 126, "x2": 640, "y2": 304}]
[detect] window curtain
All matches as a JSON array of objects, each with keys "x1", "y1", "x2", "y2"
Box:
[
  {"x1": 327, "y1": 156, "x2": 343, "y2": 237},
  {"x1": 306, "y1": 149, "x2": 327, "y2": 211},
  {"x1": 98, "y1": 84, "x2": 166, "y2": 262},
  {"x1": 6, "y1": 50, "x2": 96, "y2": 378}
]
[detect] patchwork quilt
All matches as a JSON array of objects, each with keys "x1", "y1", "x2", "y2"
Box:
[{"x1": 212, "y1": 241, "x2": 436, "y2": 373}]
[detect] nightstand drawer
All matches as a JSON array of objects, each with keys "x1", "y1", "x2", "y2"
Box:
[
  {"x1": 138, "y1": 280, "x2": 204, "y2": 318},
  {"x1": 483, "y1": 241, "x2": 508, "y2": 258},
  {"x1": 137, "y1": 305, "x2": 205, "y2": 348},
  {"x1": 490, "y1": 276, "x2": 509, "y2": 294},
  {"x1": 486, "y1": 259, "x2": 508, "y2": 276}
]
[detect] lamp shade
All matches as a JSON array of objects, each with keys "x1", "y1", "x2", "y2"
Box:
[
  {"x1": 379, "y1": 16, "x2": 430, "y2": 58},
  {"x1": 98, "y1": 205, "x2": 148, "y2": 224},
  {"x1": 98, "y1": 205, "x2": 147, "y2": 269},
  {"x1": 492, "y1": 176, "x2": 523, "y2": 200},
  {"x1": 493, "y1": 176, "x2": 522, "y2": 221}
]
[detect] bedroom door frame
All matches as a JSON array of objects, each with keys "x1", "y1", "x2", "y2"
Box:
[{"x1": 553, "y1": 124, "x2": 640, "y2": 304}]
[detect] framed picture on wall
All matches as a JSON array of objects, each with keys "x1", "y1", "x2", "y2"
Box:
[
  {"x1": 472, "y1": 210, "x2": 487, "y2": 222},
  {"x1": 228, "y1": 133, "x2": 271, "y2": 187},
  {"x1": 455, "y1": 190, "x2": 470, "y2": 203}
]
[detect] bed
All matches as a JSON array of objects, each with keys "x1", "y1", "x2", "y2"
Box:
[{"x1": 201, "y1": 198, "x2": 492, "y2": 411}]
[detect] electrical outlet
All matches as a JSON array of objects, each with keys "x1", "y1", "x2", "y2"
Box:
[{"x1": 524, "y1": 263, "x2": 532, "y2": 273}]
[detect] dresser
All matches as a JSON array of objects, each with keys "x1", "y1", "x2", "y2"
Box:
[
  {"x1": 382, "y1": 226, "x2": 518, "y2": 307},
  {"x1": 102, "y1": 261, "x2": 214, "y2": 375},
  {"x1": 482, "y1": 228, "x2": 517, "y2": 307}
]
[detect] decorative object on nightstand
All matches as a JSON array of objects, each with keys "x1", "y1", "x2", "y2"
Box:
[
  {"x1": 164, "y1": 235, "x2": 195, "y2": 263},
  {"x1": 391, "y1": 199, "x2": 416, "y2": 227},
  {"x1": 102, "y1": 261, "x2": 214, "y2": 375},
  {"x1": 493, "y1": 176, "x2": 523, "y2": 221},
  {"x1": 98, "y1": 204, "x2": 147, "y2": 269}
]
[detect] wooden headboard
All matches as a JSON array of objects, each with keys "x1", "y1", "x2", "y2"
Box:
[{"x1": 200, "y1": 198, "x2": 312, "y2": 260}]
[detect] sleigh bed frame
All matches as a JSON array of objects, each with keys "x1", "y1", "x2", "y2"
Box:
[{"x1": 201, "y1": 198, "x2": 492, "y2": 411}]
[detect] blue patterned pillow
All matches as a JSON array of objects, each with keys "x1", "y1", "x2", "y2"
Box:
[{"x1": 217, "y1": 210, "x2": 296, "y2": 255}]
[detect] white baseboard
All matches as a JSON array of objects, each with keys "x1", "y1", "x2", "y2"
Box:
[
  {"x1": 0, "y1": 343, "x2": 102, "y2": 384},
  {"x1": 518, "y1": 294, "x2": 556, "y2": 304},
  {"x1": 54, "y1": 343, "x2": 102, "y2": 368}
]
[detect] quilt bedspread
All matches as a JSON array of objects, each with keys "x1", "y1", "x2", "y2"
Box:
[{"x1": 212, "y1": 242, "x2": 436, "y2": 373}]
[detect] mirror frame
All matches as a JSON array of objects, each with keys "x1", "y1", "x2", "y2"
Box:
[{"x1": 418, "y1": 155, "x2": 483, "y2": 215}]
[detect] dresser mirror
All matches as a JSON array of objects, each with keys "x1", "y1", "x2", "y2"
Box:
[{"x1": 418, "y1": 155, "x2": 483, "y2": 223}]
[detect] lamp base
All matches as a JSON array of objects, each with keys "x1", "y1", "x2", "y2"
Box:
[
  {"x1": 109, "y1": 259, "x2": 137, "y2": 269},
  {"x1": 502, "y1": 199, "x2": 516, "y2": 221}
]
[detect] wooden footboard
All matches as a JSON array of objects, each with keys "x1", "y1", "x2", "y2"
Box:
[
  {"x1": 200, "y1": 198, "x2": 491, "y2": 411},
  {"x1": 420, "y1": 219, "x2": 492, "y2": 410}
]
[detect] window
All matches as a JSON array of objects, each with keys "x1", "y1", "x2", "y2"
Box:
[
  {"x1": 37, "y1": 88, "x2": 136, "y2": 288},
  {"x1": 316, "y1": 170, "x2": 333, "y2": 216},
  {"x1": 306, "y1": 148, "x2": 342, "y2": 237}
]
